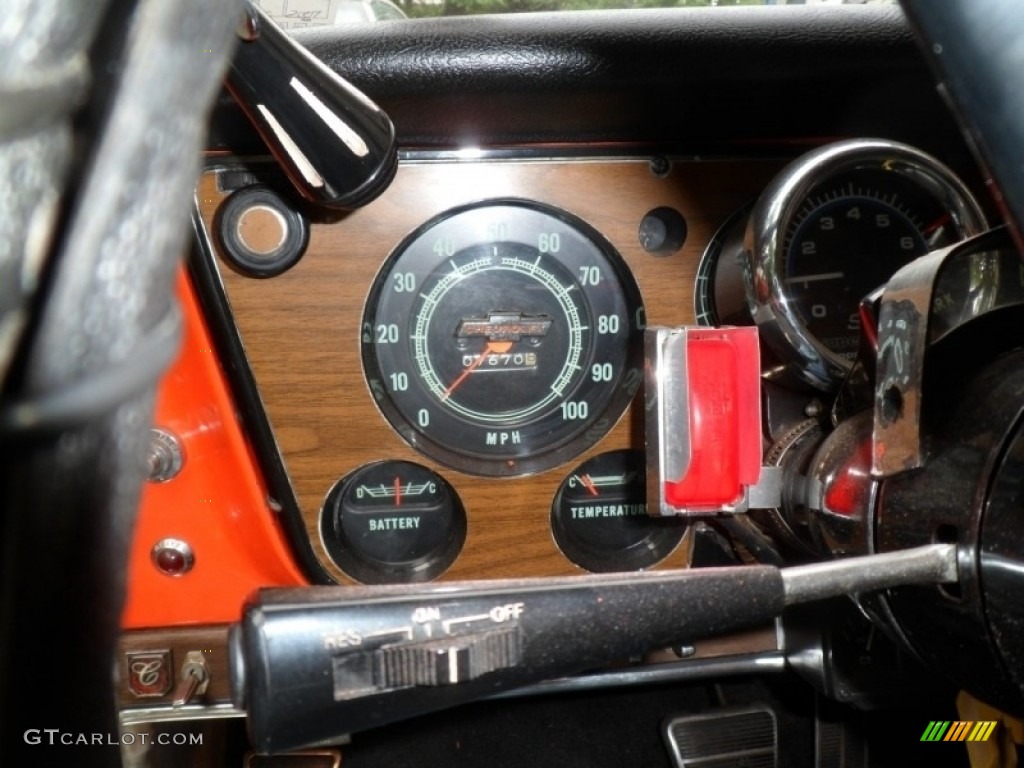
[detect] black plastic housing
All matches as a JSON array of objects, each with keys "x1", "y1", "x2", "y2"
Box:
[{"x1": 231, "y1": 567, "x2": 785, "y2": 753}]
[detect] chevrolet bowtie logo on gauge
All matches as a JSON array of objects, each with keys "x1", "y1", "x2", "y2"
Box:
[
  {"x1": 362, "y1": 199, "x2": 645, "y2": 477},
  {"x1": 455, "y1": 312, "x2": 553, "y2": 342}
]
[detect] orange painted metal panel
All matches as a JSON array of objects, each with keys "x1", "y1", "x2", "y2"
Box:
[{"x1": 122, "y1": 271, "x2": 307, "y2": 629}]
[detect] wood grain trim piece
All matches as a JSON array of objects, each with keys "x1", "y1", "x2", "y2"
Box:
[{"x1": 198, "y1": 157, "x2": 783, "y2": 585}]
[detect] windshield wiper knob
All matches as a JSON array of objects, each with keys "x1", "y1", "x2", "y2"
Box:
[{"x1": 225, "y1": 2, "x2": 397, "y2": 209}]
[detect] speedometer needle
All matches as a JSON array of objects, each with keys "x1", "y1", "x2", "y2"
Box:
[{"x1": 441, "y1": 340, "x2": 513, "y2": 401}]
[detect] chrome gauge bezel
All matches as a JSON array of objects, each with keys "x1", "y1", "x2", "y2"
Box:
[
  {"x1": 694, "y1": 202, "x2": 753, "y2": 328},
  {"x1": 361, "y1": 199, "x2": 645, "y2": 478},
  {"x1": 745, "y1": 138, "x2": 987, "y2": 390}
]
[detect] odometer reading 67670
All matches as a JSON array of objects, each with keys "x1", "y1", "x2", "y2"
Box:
[{"x1": 362, "y1": 200, "x2": 645, "y2": 477}]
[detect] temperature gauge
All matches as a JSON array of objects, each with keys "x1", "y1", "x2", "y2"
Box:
[
  {"x1": 551, "y1": 450, "x2": 687, "y2": 572},
  {"x1": 320, "y1": 460, "x2": 466, "y2": 584}
]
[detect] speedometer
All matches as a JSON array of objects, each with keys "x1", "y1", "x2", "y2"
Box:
[{"x1": 362, "y1": 200, "x2": 644, "y2": 477}]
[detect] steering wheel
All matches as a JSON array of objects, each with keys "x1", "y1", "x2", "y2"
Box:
[{"x1": 900, "y1": 0, "x2": 1024, "y2": 245}]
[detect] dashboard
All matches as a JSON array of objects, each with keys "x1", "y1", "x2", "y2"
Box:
[
  {"x1": 187, "y1": 138, "x2": 987, "y2": 588},
  {"x1": 199, "y1": 155, "x2": 779, "y2": 583},
  {"x1": 129, "y1": 6, "x2": 986, "y2": 598},
  {"x1": 11, "y1": 3, "x2": 1022, "y2": 767}
]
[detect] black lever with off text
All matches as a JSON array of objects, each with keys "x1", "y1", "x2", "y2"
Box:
[{"x1": 230, "y1": 544, "x2": 955, "y2": 753}]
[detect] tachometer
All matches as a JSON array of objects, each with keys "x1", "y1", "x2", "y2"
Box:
[
  {"x1": 362, "y1": 200, "x2": 644, "y2": 477},
  {"x1": 745, "y1": 139, "x2": 987, "y2": 390}
]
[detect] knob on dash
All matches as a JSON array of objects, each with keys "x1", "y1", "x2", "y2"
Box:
[{"x1": 213, "y1": 184, "x2": 309, "y2": 278}]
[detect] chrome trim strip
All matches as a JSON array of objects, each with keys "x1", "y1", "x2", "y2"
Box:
[
  {"x1": 494, "y1": 652, "x2": 787, "y2": 699},
  {"x1": 119, "y1": 703, "x2": 246, "y2": 727}
]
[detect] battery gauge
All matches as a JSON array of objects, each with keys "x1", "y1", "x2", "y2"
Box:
[{"x1": 320, "y1": 460, "x2": 466, "y2": 584}]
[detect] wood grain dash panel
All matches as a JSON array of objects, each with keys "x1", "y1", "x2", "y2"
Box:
[{"x1": 197, "y1": 157, "x2": 783, "y2": 584}]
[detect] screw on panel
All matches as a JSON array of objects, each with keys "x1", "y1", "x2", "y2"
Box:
[{"x1": 146, "y1": 428, "x2": 184, "y2": 482}]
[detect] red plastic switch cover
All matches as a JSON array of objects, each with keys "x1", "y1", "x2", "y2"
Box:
[{"x1": 645, "y1": 327, "x2": 761, "y2": 515}]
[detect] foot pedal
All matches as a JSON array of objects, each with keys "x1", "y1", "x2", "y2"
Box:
[
  {"x1": 816, "y1": 717, "x2": 866, "y2": 768},
  {"x1": 815, "y1": 698, "x2": 868, "y2": 768},
  {"x1": 246, "y1": 751, "x2": 340, "y2": 768},
  {"x1": 664, "y1": 707, "x2": 777, "y2": 768}
]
